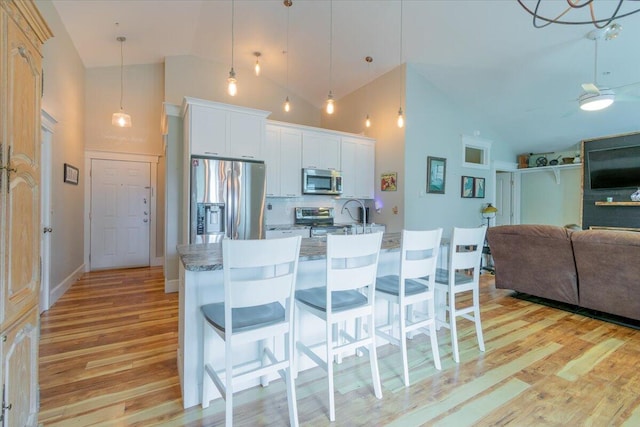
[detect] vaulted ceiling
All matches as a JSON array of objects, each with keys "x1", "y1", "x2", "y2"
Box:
[{"x1": 51, "y1": 0, "x2": 640, "y2": 154}]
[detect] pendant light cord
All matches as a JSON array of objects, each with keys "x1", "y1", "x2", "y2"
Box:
[
  {"x1": 119, "y1": 39, "x2": 124, "y2": 110},
  {"x1": 231, "y1": 0, "x2": 235, "y2": 69},
  {"x1": 286, "y1": 2, "x2": 290, "y2": 91},
  {"x1": 399, "y1": 0, "x2": 403, "y2": 107},
  {"x1": 329, "y1": 0, "x2": 333, "y2": 90}
]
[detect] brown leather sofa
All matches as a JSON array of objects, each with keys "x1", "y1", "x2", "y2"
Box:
[{"x1": 487, "y1": 224, "x2": 640, "y2": 322}]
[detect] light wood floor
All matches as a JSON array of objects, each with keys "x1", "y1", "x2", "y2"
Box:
[{"x1": 39, "y1": 267, "x2": 640, "y2": 426}]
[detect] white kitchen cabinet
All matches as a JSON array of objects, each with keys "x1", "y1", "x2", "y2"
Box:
[
  {"x1": 341, "y1": 136, "x2": 375, "y2": 199},
  {"x1": 183, "y1": 98, "x2": 269, "y2": 160},
  {"x1": 265, "y1": 123, "x2": 302, "y2": 197},
  {"x1": 302, "y1": 130, "x2": 341, "y2": 170},
  {"x1": 265, "y1": 228, "x2": 310, "y2": 239}
]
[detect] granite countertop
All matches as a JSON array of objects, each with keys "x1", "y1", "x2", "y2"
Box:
[
  {"x1": 177, "y1": 232, "x2": 401, "y2": 272},
  {"x1": 265, "y1": 224, "x2": 310, "y2": 231}
]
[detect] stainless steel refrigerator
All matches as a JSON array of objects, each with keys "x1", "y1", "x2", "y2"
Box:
[{"x1": 190, "y1": 157, "x2": 266, "y2": 243}]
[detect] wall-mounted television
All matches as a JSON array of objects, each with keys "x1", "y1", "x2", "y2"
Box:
[{"x1": 588, "y1": 145, "x2": 640, "y2": 190}]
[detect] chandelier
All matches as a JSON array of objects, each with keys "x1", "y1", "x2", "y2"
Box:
[{"x1": 517, "y1": 0, "x2": 640, "y2": 28}]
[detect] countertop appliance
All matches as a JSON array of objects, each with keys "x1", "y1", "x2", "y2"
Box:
[
  {"x1": 302, "y1": 168, "x2": 342, "y2": 195},
  {"x1": 190, "y1": 156, "x2": 266, "y2": 243},
  {"x1": 294, "y1": 206, "x2": 345, "y2": 237}
]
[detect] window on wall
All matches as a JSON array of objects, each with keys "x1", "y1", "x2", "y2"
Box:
[{"x1": 462, "y1": 135, "x2": 491, "y2": 169}]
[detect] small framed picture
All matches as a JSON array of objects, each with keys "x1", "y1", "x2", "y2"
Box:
[
  {"x1": 461, "y1": 176, "x2": 474, "y2": 198},
  {"x1": 426, "y1": 156, "x2": 446, "y2": 194},
  {"x1": 381, "y1": 172, "x2": 397, "y2": 191},
  {"x1": 64, "y1": 163, "x2": 79, "y2": 185},
  {"x1": 474, "y1": 177, "x2": 485, "y2": 198}
]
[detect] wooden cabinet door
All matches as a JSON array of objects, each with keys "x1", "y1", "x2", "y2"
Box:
[
  {"x1": 189, "y1": 105, "x2": 227, "y2": 157},
  {"x1": 279, "y1": 128, "x2": 302, "y2": 197},
  {"x1": 340, "y1": 138, "x2": 358, "y2": 198},
  {"x1": 1, "y1": 17, "x2": 42, "y2": 330},
  {"x1": 302, "y1": 131, "x2": 340, "y2": 170},
  {"x1": 1, "y1": 307, "x2": 39, "y2": 427},
  {"x1": 356, "y1": 139, "x2": 375, "y2": 199},
  {"x1": 264, "y1": 126, "x2": 280, "y2": 196},
  {"x1": 228, "y1": 111, "x2": 263, "y2": 160}
]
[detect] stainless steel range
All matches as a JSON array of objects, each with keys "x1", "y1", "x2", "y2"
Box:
[{"x1": 294, "y1": 207, "x2": 346, "y2": 238}]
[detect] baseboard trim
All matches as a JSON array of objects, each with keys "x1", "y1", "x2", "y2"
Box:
[
  {"x1": 152, "y1": 256, "x2": 164, "y2": 267},
  {"x1": 50, "y1": 264, "x2": 85, "y2": 308},
  {"x1": 165, "y1": 278, "x2": 179, "y2": 293}
]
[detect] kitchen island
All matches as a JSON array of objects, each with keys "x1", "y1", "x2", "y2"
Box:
[{"x1": 176, "y1": 233, "x2": 402, "y2": 408}]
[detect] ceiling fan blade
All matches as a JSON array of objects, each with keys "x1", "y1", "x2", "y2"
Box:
[
  {"x1": 581, "y1": 83, "x2": 600, "y2": 94},
  {"x1": 613, "y1": 81, "x2": 640, "y2": 94}
]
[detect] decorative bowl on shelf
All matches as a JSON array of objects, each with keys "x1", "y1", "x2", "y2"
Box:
[
  {"x1": 631, "y1": 188, "x2": 640, "y2": 202},
  {"x1": 561, "y1": 157, "x2": 574, "y2": 164}
]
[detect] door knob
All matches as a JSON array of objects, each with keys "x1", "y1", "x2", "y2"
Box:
[
  {"x1": 143, "y1": 219, "x2": 148, "y2": 223},
  {"x1": 43, "y1": 227, "x2": 53, "y2": 233}
]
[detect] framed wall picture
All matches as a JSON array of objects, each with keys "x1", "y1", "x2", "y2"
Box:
[
  {"x1": 474, "y1": 177, "x2": 485, "y2": 198},
  {"x1": 381, "y1": 172, "x2": 397, "y2": 191},
  {"x1": 426, "y1": 156, "x2": 446, "y2": 194},
  {"x1": 64, "y1": 163, "x2": 79, "y2": 185},
  {"x1": 461, "y1": 176, "x2": 474, "y2": 198}
]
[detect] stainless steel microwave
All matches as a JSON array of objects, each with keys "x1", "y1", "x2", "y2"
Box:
[{"x1": 302, "y1": 168, "x2": 342, "y2": 195}]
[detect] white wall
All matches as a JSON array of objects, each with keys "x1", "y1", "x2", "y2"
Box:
[
  {"x1": 36, "y1": 1, "x2": 86, "y2": 302},
  {"x1": 521, "y1": 167, "x2": 581, "y2": 226},
  {"x1": 403, "y1": 64, "x2": 505, "y2": 235}
]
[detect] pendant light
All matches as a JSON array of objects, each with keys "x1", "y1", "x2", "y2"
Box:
[
  {"x1": 284, "y1": 0, "x2": 292, "y2": 112},
  {"x1": 326, "y1": 0, "x2": 334, "y2": 115},
  {"x1": 253, "y1": 52, "x2": 261, "y2": 76},
  {"x1": 397, "y1": 0, "x2": 404, "y2": 128},
  {"x1": 112, "y1": 36, "x2": 132, "y2": 128},
  {"x1": 365, "y1": 56, "x2": 373, "y2": 128},
  {"x1": 227, "y1": 0, "x2": 237, "y2": 96}
]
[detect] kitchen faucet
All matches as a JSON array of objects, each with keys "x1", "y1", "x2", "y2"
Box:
[{"x1": 341, "y1": 199, "x2": 366, "y2": 232}]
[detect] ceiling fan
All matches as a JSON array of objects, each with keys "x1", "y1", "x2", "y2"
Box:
[
  {"x1": 578, "y1": 26, "x2": 618, "y2": 111},
  {"x1": 576, "y1": 23, "x2": 640, "y2": 112}
]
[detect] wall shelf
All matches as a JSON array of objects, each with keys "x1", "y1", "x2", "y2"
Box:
[
  {"x1": 594, "y1": 201, "x2": 640, "y2": 206},
  {"x1": 517, "y1": 162, "x2": 581, "y2": 184}
]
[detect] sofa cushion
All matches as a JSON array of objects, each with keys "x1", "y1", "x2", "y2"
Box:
[
  {"x1": 487, "y1": 225, "x2": 579, "y2": 305},
  {"x1": 571, "y1": 229, "x2": 640, "y2": 321}
]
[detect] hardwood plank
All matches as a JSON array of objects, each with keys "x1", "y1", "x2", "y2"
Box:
[{"x1": 38, "y1": 267, "x2": 640, "y2": 426}]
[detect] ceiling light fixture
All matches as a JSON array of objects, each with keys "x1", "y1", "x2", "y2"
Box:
[
  {"x1": 579, "y1": 89, "x2": 615, "y2": 111},
  {"x1": 112, "y1": 36, "x2": 132, "y2": 128},
  {"x1": 326, "y1": 0, "x2": 334, "y2": 115},
  {"x1": 365, "y1": 56, "x2": 373, "y2": 128},
  {"x1": 254, "y1": 52, "x2": 261, "y2": 76},
  {"x1": 284, "y1": 0, "x2": 292, "y2": 112},
  {"x1": 227, "y1": 0, "x2": 237, "y2": 96},
  {"x1": 517, "y1": 0, "x2": 640, "y2": 29},
  {"x1": 397, "y1": 0, "x2": 404, "y2": 128}
]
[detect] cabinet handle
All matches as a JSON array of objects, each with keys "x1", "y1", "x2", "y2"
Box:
[
  {"x1": 241, "y1": 155, "x2": 255, "y2": 159},
  {"x1": 203, "y1": 151, "x2": 219, "y2": 156}
]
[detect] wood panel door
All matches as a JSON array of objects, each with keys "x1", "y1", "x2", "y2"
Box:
[
  {"x1": 1, "y1": 14, "x2": 42, "y2": 330},
  {"x1": 90, "y1": 159, "x2": 151, "y2": 270},
  {"x1": 1, "y1": 307, "x2": 39, "y2": 427}
]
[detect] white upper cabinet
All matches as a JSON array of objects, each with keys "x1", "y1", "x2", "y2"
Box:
[
  {"x1": 183, "y1": 98, "x2": 269, "y2": 160},
  {"x1": 265, "y1": 123, "x2": 302, "y2": 197},
  {"x1": 341, "y1": 136, "x2": 375, "y2": 199},
  {"x1": 301, "y1": 130, "x2": 341, "y2": 170}
]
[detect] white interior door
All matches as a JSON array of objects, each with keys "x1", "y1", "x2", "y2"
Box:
[
  {"x1": 40, "y1": 117, "x2": 54, "y2": 312},
  {"x1": 90, "y1": 159, "x2": 150, "y2": 270},
  {"x1": 495, "y1": 172, "x2": 513, "y2": 226}
]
